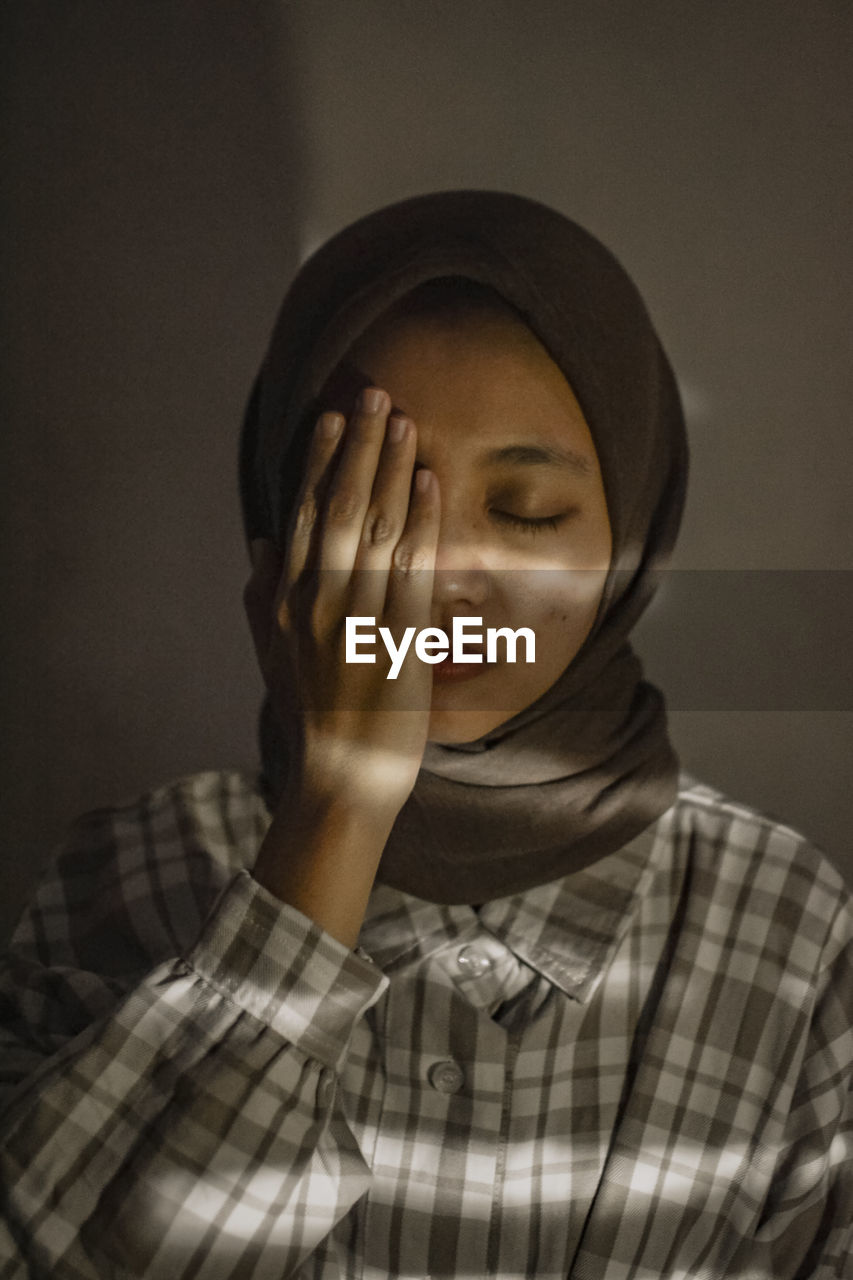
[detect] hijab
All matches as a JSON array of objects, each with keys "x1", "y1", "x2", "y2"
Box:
[{"x1": 239, "y1": 190, "x2": 689, "y2": 903}]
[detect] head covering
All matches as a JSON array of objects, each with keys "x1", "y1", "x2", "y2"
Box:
[{"x1": 240, "y1": 190, "x2": 688, "y2": 903}]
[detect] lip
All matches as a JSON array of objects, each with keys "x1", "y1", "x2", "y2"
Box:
[{"x1": 432, "y1": 657, "x2": 498, "y2": 683}]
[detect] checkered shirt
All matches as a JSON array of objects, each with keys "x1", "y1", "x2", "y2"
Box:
[{"x1": 0, "y1": 769, "x2": 851, "y2": 1278}]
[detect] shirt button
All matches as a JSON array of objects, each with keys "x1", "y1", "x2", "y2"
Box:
[
  {"x1": 456, "y1": 944, "x2": 494, "y2": 976},
  {"x1": 316, "y1": 1070, "x2": 335, "y2": 1109},
  {"x1": 428, "y1": 1060, "x2": 465, "y2": 1094}
]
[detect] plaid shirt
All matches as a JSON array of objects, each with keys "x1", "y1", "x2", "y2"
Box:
[{"x1": 0, "y1": 769, "x2": 851, "y2": 1278}]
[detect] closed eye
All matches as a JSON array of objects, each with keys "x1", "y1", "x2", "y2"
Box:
[{"x1": 490, "y1": 510, "x2": 570, "y2": 534}]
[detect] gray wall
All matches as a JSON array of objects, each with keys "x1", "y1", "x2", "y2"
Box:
[{"x1": 2, "y1": 1, "x2": 851, "y2": 945}]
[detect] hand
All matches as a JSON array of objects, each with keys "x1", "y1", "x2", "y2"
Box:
[{"x1": 245, "y1": 387, "x2": 440, "y2": 823}]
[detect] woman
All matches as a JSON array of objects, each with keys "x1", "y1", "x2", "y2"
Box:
[{"x1": 1, "y1": 192, "x2": 850, "y2": 1277}]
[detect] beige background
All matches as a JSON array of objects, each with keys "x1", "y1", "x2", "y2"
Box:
[{"x1": 2, "y1": 1, "x2": 851, "y2": 946}]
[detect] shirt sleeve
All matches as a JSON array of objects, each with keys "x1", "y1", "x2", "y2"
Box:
[
  {"x1": 727, "y1": 890, "x2": 853, "y2": 1279},
  {"x1": 0, "y1": 867, "x2": 388, "y2": 1280}
]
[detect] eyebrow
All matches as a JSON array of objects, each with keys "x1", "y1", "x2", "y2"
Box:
[{"x1": 479, "y1": 442, "x2": 595, "y2": 477}]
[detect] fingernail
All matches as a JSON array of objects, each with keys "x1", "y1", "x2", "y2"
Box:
[
  {"x1": 388, "y1": 414, "x2": 409, "y2": 442},
  {"x1": 360, "y1": 387, "x2": 387, "y2": 413},
  {"x1": 415, "y1": 468, "x2": 433, "y2": 494},
  {"x1": 319, "y1": 411, "x2": 343, "y2": 439}
]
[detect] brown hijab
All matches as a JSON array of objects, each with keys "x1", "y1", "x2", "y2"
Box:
[{"x1": 240, "y1": 190, "x2": 688, "y2": 903}]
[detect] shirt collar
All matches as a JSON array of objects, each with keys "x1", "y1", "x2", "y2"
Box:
[{"x1": 359, "y1": 822, "x2": 661, "y2": 1004}]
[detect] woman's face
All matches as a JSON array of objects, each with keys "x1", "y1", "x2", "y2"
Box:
[{"x1": 342, "y1": 302, "x2": 613, "y2": 744}]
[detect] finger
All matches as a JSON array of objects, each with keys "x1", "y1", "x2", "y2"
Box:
[
  {"x1": 317, "y1": 387, "x2": 390, "y2": 572},
  {"x1": 349, "y1": 414, "x2": 417, "y2": 620},
  {"x1": 312, "y1": 386, "x2": 390, "y2": 622},
  {"x1": 383, "y1": 468, "x2": 441, "y2": 643},
  {"x1": 283, "y1": 410, "x2": 346, "y2": 593}
]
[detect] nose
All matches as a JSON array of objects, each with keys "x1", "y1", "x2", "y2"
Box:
[{"x1": 431, "y1": 509, "x2": 490, "y2": 618}]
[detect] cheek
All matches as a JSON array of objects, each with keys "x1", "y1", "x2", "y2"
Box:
[
  {"x1": 559, "y1": 500, "x2": 613, "y2": 582},
  {"x1": 510, "y1": 571, "x2": 606, "y2": 676},
  {"x1": 507, "y1": 567, "x2": 607, "y2": 631}
]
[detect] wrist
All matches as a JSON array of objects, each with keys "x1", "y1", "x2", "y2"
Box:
[{"x1": 251, "y1": 790, "x2": 397, "y2": 949}]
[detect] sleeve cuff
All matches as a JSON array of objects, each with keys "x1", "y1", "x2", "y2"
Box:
[{"x1": 184, "y1": 870, "x2": 388, "y2": 1070}]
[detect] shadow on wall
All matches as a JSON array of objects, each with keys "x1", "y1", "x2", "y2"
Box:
[{"x1": 0, "y1": 3, "x2": 306, "y2": 945}]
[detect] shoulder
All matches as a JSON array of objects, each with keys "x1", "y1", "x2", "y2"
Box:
[
  {"x1": 11, "y1": 771, "x2": 270, "y2": 978},
  {"x1": 54, "y1": 768, "x2": 268, "y2": 893},
  {"x1": 657, "y1": 773, "x2": 853, "y2": 984},
  {"x1": 60, "y1": 768, "x2": 268, "y2": 862}
]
